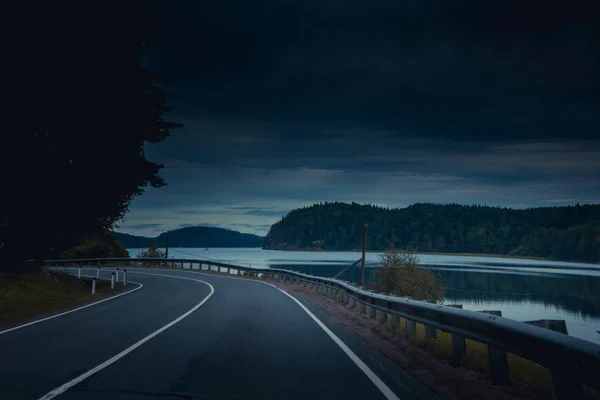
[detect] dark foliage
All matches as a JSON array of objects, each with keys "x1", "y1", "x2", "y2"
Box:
[
  {"x1": 2, "y1": 2, "x2": 181, "y2": 271},
  {"x1": 112, "y1": 226, "x2": 264, "y2": 248},
  {"x1": 264, "y1": 202, "x2": 600, "y2": 262},
  {"x1": 370, "y1": 250, "x2": 444, "y2": 301},
  {"x1": 137, "y1": 243, "x2": 166, "y2": 259},
  {"x1": 60, "y1": 233, "x2": 129, "y2": 259}
]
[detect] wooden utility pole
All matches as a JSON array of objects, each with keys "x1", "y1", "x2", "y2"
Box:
[
  {"x1": 360, "y1": 224, "x2": 367, "y2": 287},
  {"x1": 165, "y1": 231, "x2": 169, "y2": 259}
]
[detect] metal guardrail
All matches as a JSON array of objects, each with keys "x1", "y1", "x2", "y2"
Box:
[{"x1": 46, "y1": 257, "x2": 600, "y2": 398}]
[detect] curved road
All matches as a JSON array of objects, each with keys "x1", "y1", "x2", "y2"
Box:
[{"x1": 0, "y1": 267, "x2": 441, "y2": 400}]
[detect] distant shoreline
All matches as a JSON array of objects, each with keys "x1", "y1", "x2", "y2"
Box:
[
  {"x1": 267, "y1": 248, "x2": 548, "y2": 259},
  {"x1": 266, "y1": 248, "x2": 600, "y2": 264}
]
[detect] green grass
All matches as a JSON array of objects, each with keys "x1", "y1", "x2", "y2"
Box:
[
  {"x1": 507, "y1": 353, "x2": 554, "y2": 396},
  {"x1": 464, "y1": 339, "x2": 490, "y2": 374},
  {"x1": 0, "y1": 270, "x2": 129, "y2": 327}
]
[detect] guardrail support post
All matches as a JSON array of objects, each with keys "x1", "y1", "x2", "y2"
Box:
[
  {"x1": 76, "y1": 267, "x2": 81, "y2": 279},
  {"x1": 123, "y1": 270, "x2": 127, "y2": 285},
  {"x1": 425, "y1": 325, "x2": 437, "y2": 343},
  {"x1": 111, "y1": 273, "x2": 115, "y2": 290},
  {"x1": 96, "y1": 266, "x2": 100, "y2": 279},
  {"x1": 391, "y1": 314, "x2": 399, "y2": 329},
  {"x1": 552, "y1": 370, "x2": 585, "y2": 400},
  {"x1": 379, "y1": 310, "x2": 387, "y2": 323},
  {"x1": 488, "y1": 345, "x2": 509, "y2": 384},
  {"x1": 91, "y1": 279, "x2": 96, "y2": 295},
  {"x1": 405, "y1": 319, "x2": 416, "y2": 337},
  {"x1": 452, "y1": 333, "x2": 467, "y2": 361},
  {"x1": 359, "y1": 302, "x2": 366, "y2": 314},
  {"x1": 115, "y1": 268, "x2": 119, "y2": 282},
  {"x1": 368, "y1": 305, "x2": 376, "y2": 318},
  {"x1": 476, "y1": 310, "x2": 509, "y2": 383}
]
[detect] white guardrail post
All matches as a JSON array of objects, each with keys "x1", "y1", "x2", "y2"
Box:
[
  {"x1": 96, "y1": 266, "x2": 100, "y2": 279},
  {"x1": 115, "y1": 267, "x2": 119, "y2": 282},
  {"x1": 111, "y1": 272, "x2": 115, "y2": 290},
  {"x1": 91, "y1": 278, "x2": 96, "y2": 295},
  {"x1": 123, "y1": 269, "x2": 127, "y2": 285},
  {"x1": 77, "y1": 267, "x2": 81, "y2": 279}
]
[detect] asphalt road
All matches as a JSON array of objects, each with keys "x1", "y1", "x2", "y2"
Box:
[{"x1": 0, "y1": 267, "x2": 442, "y2": 400}]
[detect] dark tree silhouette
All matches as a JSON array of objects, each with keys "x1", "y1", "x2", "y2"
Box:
[
  {"x1": 112, "y1": 227, "x2": 265, "y2": 249},
  {"x1": 264, "y1": 202, "x2": 600, "y2": 262},
  {"x1": 2, "y1": 2, "x2": 182, "y2": 271}
]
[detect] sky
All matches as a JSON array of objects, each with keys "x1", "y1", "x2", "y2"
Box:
[{"x1": 116, "y1": 0, "x2": 600, "y2": 238}]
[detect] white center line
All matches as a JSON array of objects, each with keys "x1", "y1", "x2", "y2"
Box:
[{"x1": 38, "y1": 272, "x2": 214, "y2": 400}]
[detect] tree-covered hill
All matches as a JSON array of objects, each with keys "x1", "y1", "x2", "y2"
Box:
[
  {"x1": 263, "y1": 202, "x2": 600, "y2": 262},
  {"x1": 112, "y1": 226, "x2": 264, "y2": 249}
]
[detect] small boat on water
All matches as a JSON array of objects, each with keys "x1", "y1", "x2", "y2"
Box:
[{"x1": 204, "y1": 248, "x2": 210, "y2": 251}]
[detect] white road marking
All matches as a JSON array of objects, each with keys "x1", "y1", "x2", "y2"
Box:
[
  {"x1": 268, "y1": 283, "x2": 401, "y2": 400},
  {"x1": 131, "y1": 268, "x2": 400, "y2": 400},
  {"x1": 0, "y1": 275, "x2": 143, "y2": 336},
  {"x1": 38, "y1": 272, "x2": 214, "y2": 400}
]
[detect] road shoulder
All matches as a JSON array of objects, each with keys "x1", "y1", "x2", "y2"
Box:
[
  {"x1": 0, "y1": 269, "x2": 139, "y2": 334},
  {"x1": 266, "y1": 278, "x2": 544, "y2": 400}
]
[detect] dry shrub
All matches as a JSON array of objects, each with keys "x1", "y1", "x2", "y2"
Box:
[{"x1": 370, "y1": 249, "x2": 444, "y2": 301}]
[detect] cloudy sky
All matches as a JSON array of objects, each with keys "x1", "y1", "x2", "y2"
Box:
[{"x1": 116, "y1": 0, "x2": 600, "y2": 237}]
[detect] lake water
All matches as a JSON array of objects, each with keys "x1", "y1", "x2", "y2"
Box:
[{"x1": 128, "y1": 247, "x2": 600, "y2": 345}]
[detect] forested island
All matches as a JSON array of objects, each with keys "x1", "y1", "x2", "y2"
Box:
[
  {"x1": 263, "y1": 202, "x2": 600, "y2": 263},
  {"x1": 112, "y1": 226, "x2": 264, "y2": 249}
]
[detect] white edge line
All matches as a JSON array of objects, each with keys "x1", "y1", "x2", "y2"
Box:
[
  {"x1": 38, "y1": 272, "x2": 214, "y2": 400},
  {"x1": 39, "y1": 267, "x2": 396, "y2": 399},
  {"x1": 138, "y1": 268, "x2": 400, "y2": 400},
  {"x1": 0, "y1": 272, "x2": 144, "y2": 336},
  {"x1": 262, "y1": 280, "x2": 401, "y2": 400}
]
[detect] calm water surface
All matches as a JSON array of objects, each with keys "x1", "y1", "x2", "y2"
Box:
[{"x1": 128, "y1": 247, "x2": 600, "y2": 344}]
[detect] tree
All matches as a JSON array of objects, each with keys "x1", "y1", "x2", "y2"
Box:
[
  {"x1": 370, "y1": 249, "x2": 444, "y2": 301},
  {"x1": 137, "y1": 243, "x2": 166, "y2": 259},
  {"x1": 263, "y1": 202, "x2": 600, "y2": 262},
  {"x1": 61, "y1": 233, "x2": 129, "y2": 259},
  {"x1": 2, "y1": 3, "x2": 182, "y2": 272}
]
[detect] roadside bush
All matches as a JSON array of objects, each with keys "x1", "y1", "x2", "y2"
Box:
[
  {"x1": 61, "y1": 234, "x2": 128, "y2": 259},
  {"x1": 370, "y1": 249, "x2": 444, "y2": 301},
  {"x1": 137, "y1": 243, "x2": 165, "y2": 259}
]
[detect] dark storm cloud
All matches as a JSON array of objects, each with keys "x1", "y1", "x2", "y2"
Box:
[
  {"x1": 153, "y1": 0, "x2": 600, "y2": 141},
  {"x1": 179, "y1": 223, "x2": 220, "y2": 228},
  {"x1": 119, "y1": 223, "x2": 164, "y2": 230},
  {"x1": 230, "y1": 223, "x2": 274, "y2": 231},
  {"x1": 244, "y1": 209, "x2": 287, "y2": 217},
  {"x1": 226, "y1": 206, "x2": 277, "y2": 210},
  {"x1": 116, "y1": 1, "x2": 600, "y2": 237}
]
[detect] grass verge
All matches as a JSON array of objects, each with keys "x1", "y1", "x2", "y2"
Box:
[{"x1": 0, "y1": 269, "x2": 131, "y2": 327}]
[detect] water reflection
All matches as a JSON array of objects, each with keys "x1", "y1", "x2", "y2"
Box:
[
  {"x1": 436, "y1": 269, "x2": 600, "y2": 319},
  {"x1": 274, "y1": 263, "x2": 600, "y2": 320}
]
